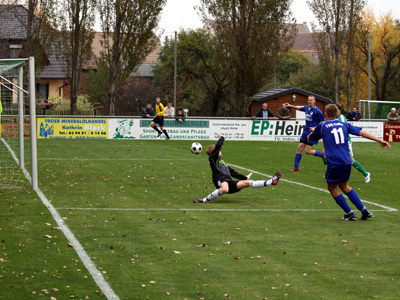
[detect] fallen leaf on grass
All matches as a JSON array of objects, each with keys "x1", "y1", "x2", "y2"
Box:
[
  {"x1": 196, "y1": 244, "x2": 207, "y2": 247},
  {"x1": 223, "y1": 241, "x2": 232, "y2": 245},
  {"x1": 172, "y1": 251, "x2": 180, "y2": 254}
]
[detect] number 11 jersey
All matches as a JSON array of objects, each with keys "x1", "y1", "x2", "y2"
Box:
[{"x1": 309, "y1": 120, "x2": 362, "y2": 168}]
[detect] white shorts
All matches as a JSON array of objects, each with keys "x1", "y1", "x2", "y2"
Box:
[{"x1": 348, "y1": 141, "x2": 353, "y2": 157}]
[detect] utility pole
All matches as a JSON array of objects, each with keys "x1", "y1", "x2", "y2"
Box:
[
  {"x1": 173, "y1": 31, "x2": 177, "y2": 110},
  {"x1": 368, "y1": 35, "x2": 371, "y2": 101}
]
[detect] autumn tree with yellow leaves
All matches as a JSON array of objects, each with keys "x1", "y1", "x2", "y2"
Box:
[{"x1": 353, "y1": 10, "x2": 400, "y2": 101}]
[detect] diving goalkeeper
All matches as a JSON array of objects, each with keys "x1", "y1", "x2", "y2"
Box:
[{"x1": 193, "y1": 134, "x2": 281, "y2": 203}]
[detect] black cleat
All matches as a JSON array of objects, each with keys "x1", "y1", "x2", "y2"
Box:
[
  {"x1": 166, "y1": 136, "x2": 170, "y2": 140},
  {"x1": 157, "y1": 132, "x2": 162, "y2": 138},
  {"x1": 342, "y1": 213, "x2": 357, "y2": 221},
  {"x1": 361, "y1": 210, "x2": 373, "y2": 220},
  {"x1": 193, "y1": 198, "x2": 204, "y2": 203},
  {"x1": 271, "y1": 170, "x2": 281, "y2": 185}
]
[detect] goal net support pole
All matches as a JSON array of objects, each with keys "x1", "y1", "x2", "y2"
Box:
[
  {"x1": 18, "y1": 64, "x2": 24, "y2": 168},
  {"x1": 29, "y1": 57, "x2": 38, "y2": 191}
]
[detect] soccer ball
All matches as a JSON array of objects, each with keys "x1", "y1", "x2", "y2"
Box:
[{"x1": 190, "y1": 142, "x2": 202, "y2": 154}]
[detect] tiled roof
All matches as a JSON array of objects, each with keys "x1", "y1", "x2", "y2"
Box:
[
  {"x1": 38, "y1": 51, "x2": 66, "y2": 79},
  {"x1": 293, "y1": 32, "x2": 318, "y2": 51},
  {"x1": 0, "y1": 5, "x2": 67, "y2": 79},
  {"x1": 252, "y1": 86, "x2": 332, "y2": 104},
  {"x1": 296, "y1": 22, "x2": 311, "y2": 34},
  {"x1": 0, "y1": 5, "x2": 29, "y2": 39}
]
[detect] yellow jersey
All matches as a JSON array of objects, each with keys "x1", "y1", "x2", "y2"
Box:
[{"x1": 155, "y1": 102, "x2": 165, "y2": 116}]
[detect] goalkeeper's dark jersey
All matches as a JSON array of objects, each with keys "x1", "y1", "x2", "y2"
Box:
[{"x1": 209, "y1": 137, "x2": 247, "y2": 188}]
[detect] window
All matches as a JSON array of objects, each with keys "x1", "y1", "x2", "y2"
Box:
[
  {"x1": 35, "y1": 82, "x2": 49, "y2": 100},
  {"x1": 9, "y1": 44, "x2": 23, "y2": 59}
]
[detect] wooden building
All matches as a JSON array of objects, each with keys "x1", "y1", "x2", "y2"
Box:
[{"x1": 249, "y1": 87, "x2": 332, "y2": 118}]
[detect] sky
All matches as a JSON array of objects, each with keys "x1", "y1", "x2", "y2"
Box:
[{"x1": 157, "y1": 0, "x2": 400, "y2": 40}]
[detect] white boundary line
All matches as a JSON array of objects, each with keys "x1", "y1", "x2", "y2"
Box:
[
  {"x1": 38, "y1": 158, "x2": 198, "y2": 161},
  {"x1": 229, "y1": 163, "x2": 398, "y2": 212},
  {"x1": 56, "y1": 207, "x2": 392, "y2": 212},
  {"x1": 2, "y1": 139, "x2": 120, "y2": 300}
]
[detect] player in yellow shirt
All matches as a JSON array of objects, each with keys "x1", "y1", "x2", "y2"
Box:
[{"x1": 150, "y1": 97, "x2": 170, "y2": 140}]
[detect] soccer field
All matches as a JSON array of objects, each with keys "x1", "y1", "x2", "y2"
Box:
[{"x1": 1, "y1": 139, "x2": 399, "y2": 299}]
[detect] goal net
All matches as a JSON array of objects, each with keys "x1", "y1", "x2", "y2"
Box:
[
  {"x1": 0, "y1": 58, "x2": 37, "y2": 189},
  {"x1": 359, "y1": 100, "x2": 400, "y2": 120}
]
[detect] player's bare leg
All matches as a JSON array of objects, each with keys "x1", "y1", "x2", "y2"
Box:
[
  {"x1": 194, "y1": 171, "x2": 281, "y2": 203},
  {"x1": 305, "y1": 144, "x2": 326, "y2": 165},
  {"x1": 193, "y1": 182, "x2": 229, "y2": 203}
]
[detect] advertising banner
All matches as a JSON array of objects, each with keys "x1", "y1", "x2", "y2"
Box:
[
  {"x1": 37, "y1": 118, "x2": 108, "y2": 139},
  {"x1": 383, "y1": 122, "x2": 400, "y2": 142},
  {"x1": 249, "y1": 120, "x2": 306, "y2": 141},
  {"x1": 108, "y1": 118, "x2": 383, "y2": 142},
  {"x1": 36, "y1": 117, "x2": 383, "y2": 142},
  {"x1": 348, "y1": 121, "x2": 384, "y2": 141},
  {"x1": 109, "y1": 118, "x2": 212, "y2": 140}
]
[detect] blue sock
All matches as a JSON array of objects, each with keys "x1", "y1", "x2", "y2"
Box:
[
  {"x1": 346, "y1": 189, "x2": 366, "y2": 212},
  {"x1": 294, "y1": 153, "x2": 302, "y2": 169},
  {"x1": 314, "y1": 151, "x2": 323, "y2": 158},
  {"x1": 334, "y1": 194, "x2": 354, "y2": 215}
]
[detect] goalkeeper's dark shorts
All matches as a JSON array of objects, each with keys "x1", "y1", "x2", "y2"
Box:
[
  {"x1": 214, "y1": 178, "x2": 241, "y2": 194},
  {"x1": 152, "y1": 116, "x2": 164, "y2": 126}
]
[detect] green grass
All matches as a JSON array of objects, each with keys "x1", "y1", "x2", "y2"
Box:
[{"x1": 1, "y1": 139, "x2": 399, "y2": 299}]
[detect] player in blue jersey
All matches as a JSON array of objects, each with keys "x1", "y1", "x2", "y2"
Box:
[
  {"x1": 308, "y1": 104, "x2": 390, "y2": 221},
  {"x1": 285, "y1": 95, "x2": 325, "y2": 171}
]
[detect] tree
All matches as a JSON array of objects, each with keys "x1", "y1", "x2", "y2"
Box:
[
  {"x1": 98, "y1": 0, "x2": 166, "y2": 115},
  {"x1": 287, "y1": 63, "x2": 335, "y2": 99},
  {"x1": 200, "y1": 0, "x2": 296, "y2": 116},
  {"x1": 308, "y1": 0, "x2": 345, "y2": 103},
  {"x1": 57, "y1": 0, "x2": 96, "y2": 115},
  {"x1": 85, "y1": 60, "x2": 110, "y2": 113},
  {"x1": 154, "y1": 29, "x2": 231, "y2": 116},
  {"x1": 354, "y1": 10, "x2": 400, "y2": 100},
  {"x1": 118, "y1": 77, "x2": 161, "y2": 116},
  {"x1": 343, "y1": 0, "x2": 366, "y2": 111},
  {"x1": 275, "y1": 50, "x2": 311, "y2": 85}
]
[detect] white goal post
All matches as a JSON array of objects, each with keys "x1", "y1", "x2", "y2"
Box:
[
  {"x1": 358, "y1": 100, "x2": 400, "y2": 120},
  {"x1": 0, "y1": 57, "x2": 38, "y2": 190}
]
